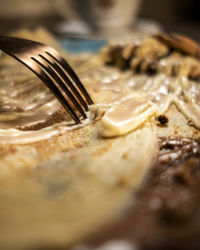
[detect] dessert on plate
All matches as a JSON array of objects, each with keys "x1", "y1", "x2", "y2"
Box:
[{"x1": 0, "y1": 28, "x2": 200, "y2": 250}]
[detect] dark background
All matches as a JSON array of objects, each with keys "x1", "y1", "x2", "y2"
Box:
[
  {"x1": 0, "y1": 0, "x2": 200, "y2": 40},
  {"x1": 140, "y1": 0, "x2": 200, "y2": 40}
]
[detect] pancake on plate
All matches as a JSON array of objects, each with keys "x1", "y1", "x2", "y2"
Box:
[{"x1": 0, "y1": 29, "x2": 200, "y2": 250}]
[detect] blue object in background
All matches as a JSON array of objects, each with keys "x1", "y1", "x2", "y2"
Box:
[{"x1": 60, "y1": 38, "x2": 107, "y2": 54}]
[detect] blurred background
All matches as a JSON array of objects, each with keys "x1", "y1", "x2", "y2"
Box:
[{"x1": 0, "y1": 0, "x2": 199, "y2": 40}]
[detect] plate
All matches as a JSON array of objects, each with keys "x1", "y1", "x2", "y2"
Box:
[{"x1": 59, "y1": 37, "x2": 107, "y2": 54}]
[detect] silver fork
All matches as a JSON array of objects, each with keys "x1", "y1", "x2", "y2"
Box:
[{"x1": 0, "y1": 35, "x2": 93, "y2": 124}]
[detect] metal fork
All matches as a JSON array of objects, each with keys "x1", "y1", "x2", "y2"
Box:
[{"x1": 0, "y1": 35, "x2": 93, "y2": 124}]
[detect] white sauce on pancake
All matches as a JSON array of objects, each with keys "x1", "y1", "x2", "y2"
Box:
[{"x1": 1, "y1": 49, "x2": 200, "y2": 143}]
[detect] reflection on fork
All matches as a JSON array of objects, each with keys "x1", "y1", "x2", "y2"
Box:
[{"x1": 0, "y1": 35, "x2": 93, "y2": 124}]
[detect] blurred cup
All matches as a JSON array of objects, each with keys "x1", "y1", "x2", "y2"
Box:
[{"x1": 53, "y1": 0, "x2": 141, "y2": 35}]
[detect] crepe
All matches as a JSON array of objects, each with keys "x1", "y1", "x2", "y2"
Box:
[
  {"x1": 0, "y1": 29, "x2": 157, "y2": 250},
  {"x1": 0, "y1": 29, "x2": 200, "y2": 250}
]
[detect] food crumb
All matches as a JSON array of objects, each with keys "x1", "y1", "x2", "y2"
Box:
[{"x1": 157, "y1": 115, "x2": 169, "y2": 125}]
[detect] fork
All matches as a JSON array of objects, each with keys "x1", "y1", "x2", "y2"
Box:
[{"x1": 0, "y1": 35, "x2": 93, "y2": 124}]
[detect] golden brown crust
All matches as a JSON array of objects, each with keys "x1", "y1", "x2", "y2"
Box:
[
  {"x1": 155, "y1": 33, "x2": 200, "y2": 58},
  {"x1": 101, "y1": 33, "x2": 200, "y2": 80}
]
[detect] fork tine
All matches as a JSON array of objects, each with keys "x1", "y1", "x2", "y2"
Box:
[
  {"x1": 30, "y1": 59, "x2": 81, "y2": 124},
  {"x1": 42, "y1": 53, "x2": 89, "y2": 112},
  {"x1": 39, "y1": 54, "x2": 88, "y2": 113},
  {"x1": 46, "y1": 52, "x2": 94, "y2": 105},
  {"x1": 32, "y1": 55, "x2": 87, "y2": 119}
]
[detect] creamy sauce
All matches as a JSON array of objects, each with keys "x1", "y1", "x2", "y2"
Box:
[
  {"x1": 102, "y1": 94, "x2": 157, "y2": 136},
  {"x1": 96, "y1": 72, "x2": 200, "y2": 137},
  {"x1": 1, "y1": 50, "x2": 200, "y2": 142},
  {"x1": 0, "y1": 117, "x2": 91, "y2": 144},
  {"x1": 0, "y1": 62, "x2": 94, "y2": 144}
]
